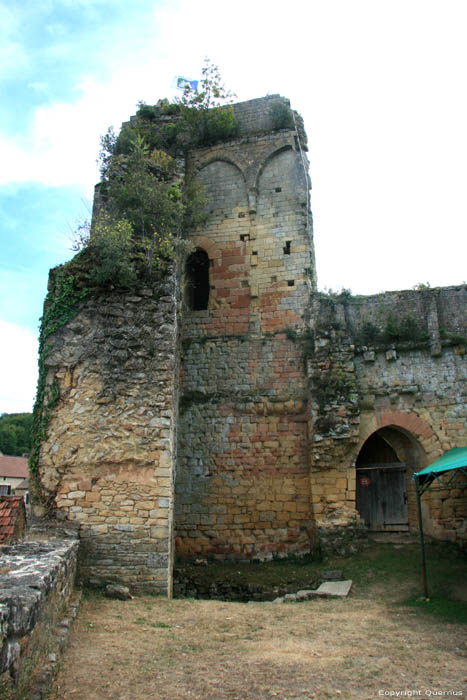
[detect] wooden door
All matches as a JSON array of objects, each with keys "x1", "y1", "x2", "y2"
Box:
[{"x1": 356, "y1": 464, "x2": 408, "y2": 531}]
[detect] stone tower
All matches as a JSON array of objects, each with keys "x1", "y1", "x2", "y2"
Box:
[{"x1": 175, "y1": 96, "x2": 318, "y2": 560}]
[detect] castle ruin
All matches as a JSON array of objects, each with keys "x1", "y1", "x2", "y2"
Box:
[{"x1": 33, "y1": 96, "x2": 467, "y2": 595}]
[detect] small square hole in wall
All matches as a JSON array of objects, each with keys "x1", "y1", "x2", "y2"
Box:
[
  {"x1": 238, "y1": 212, "x2": 246, "y2": 218},
  {"x1": 287, "y1": 280, "x2": 295, "y2": 287},
  {"x1": 240, "y1": 234, "x2": 250, "y2": 241},
  {"x1": 275, "y1": 187, "x2": 282, "y2": 192},
  {"x1": 252, "y1": 251, "x2": 258, "y2": 256},
  {"x1": 241, "y1": 280, "x2": 249, "y2": 288},
  {"x1": 271, "y1": 276, "x2": 277, "y2": 282},
  {"x1": 283, "y1": 241, "x2": 291, "y2": 255}
]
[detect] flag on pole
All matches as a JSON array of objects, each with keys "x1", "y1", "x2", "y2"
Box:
[{"x1": 174, "y1": 76, "x2": 198, "y2": 91}]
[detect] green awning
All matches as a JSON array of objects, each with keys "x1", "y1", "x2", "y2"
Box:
[
  {"x1": 414, "y1": 446, "x2": 467, "y2": 490},
  {"x1": 413, "y1": 446, "x2": 467, "y2": 598},
  {"x1": 414, "y1": 446, "x2": 467, "y2": 477}
]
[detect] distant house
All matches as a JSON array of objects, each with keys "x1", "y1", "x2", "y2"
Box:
[
  {"x1": 15, "y1": 478, "x2": 30, "y2": 505},
  {"x1": 0, "y1": 495, "x2": 27, "y2": 544},
  {"x1": 0, "y1": 454, "x2": 29, "y2": 499}
]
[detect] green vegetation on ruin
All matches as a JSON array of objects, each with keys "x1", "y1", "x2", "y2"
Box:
[
  {"x1": 30, "y1": 61, "x2": 237, "y2": 506},
  {"x1": 29, "y1": 270, "x2": 89, "y2": 506},
  {"x1": 269, "y1": 100, "x2": 295, "y2": 130}
]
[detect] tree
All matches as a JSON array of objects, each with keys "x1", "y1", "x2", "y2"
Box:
[
  {"x1": 176, "y1": 58, "x2": 238, "y2": 147},
  {"x1": 0, "y1": 413, "x2": 32, "y2": 455}
]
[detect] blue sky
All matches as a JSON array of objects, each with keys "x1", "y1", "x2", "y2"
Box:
[{"x1": 1, "y1": 0, "x2": 467, "y2": 414}]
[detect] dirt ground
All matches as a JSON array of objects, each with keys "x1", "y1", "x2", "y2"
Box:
[{"x1": 48, "y1": 546, "x2": 467, "y2": 700}]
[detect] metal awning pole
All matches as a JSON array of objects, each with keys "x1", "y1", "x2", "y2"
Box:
[{"x1": 415, "y1": 475, "x2": 428, "y2": 598}]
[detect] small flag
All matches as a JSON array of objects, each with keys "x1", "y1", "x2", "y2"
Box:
[{"x1": 174, "y1": 76, "x2": 198, "y2": 91}]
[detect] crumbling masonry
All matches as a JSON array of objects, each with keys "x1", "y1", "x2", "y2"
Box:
[{"x1": 33, "y1": 96, "x2": 467, "y2": 594}]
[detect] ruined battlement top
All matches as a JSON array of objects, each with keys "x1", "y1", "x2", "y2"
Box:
[
  {"x1": 232, "y1": 95, "x2": 290, "y2": 134},
  {"x1": 125, "y1": 94, "x2": 307, "y2": 149},
  {"x1": 232, "y1": 95, "x2": 307, "y2": 148}
]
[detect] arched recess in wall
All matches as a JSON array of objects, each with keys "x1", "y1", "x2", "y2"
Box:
[
  {"x1": 185, "y1": 248, "x2": 210, "y2": 311},
  {"x1": 355, "y1": 426, "x2": 426, "y2": 532},
  {"x1": 197, "y1": 159, "x2": 248, "y2": 223},
  {"x1": 256, "y1": 146, "x2": 306, "y2": 216}
]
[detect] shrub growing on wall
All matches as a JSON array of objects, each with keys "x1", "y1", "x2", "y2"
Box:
[
  {"x1": 176, "y1": 58, "x2": 238, "y2": 148},
  {"x1": 270, "y1": 101, "x2": 295, "y2": 130},
  {"x1": 31, "y1": 61, "x2": 235, "y2": 500}
]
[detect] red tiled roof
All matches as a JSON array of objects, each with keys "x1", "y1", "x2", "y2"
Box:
[
  {"x1": 0, "y1": 455, "x2": 29, "y2": 478},
  {"x1": 0, "y1": 496, "x2": 25, "y2": 544}
]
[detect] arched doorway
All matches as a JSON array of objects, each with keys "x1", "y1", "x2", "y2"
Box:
[{"x1": 356, "y1": 426, "x2": 425, "y2": 531}]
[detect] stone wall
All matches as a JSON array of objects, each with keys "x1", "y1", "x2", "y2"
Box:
[
  {"x1": 307, "y1": 287, "x2": 467, "y2": 547},
  {"x1": 232, "y1": 94, "x2": 307, "y2": 146},
  {"x1": 33, "y1": 271, "x2": 179, "y2": 593},
  {"x1": 0, "y1": 538, "x2": 79, "y2": 697},
  {"x1": 176, "y1": 334, "x2": 312, "y2": 559}
]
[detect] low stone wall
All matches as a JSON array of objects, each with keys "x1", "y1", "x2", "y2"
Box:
[
  {"x1": 0, "y1": 538, "x2": 79, "y2": 698},
  {"x1": 173, "y1": 562, "x2": 321, "y2": 602},
  {"x1": 316, "y1": 519, "x2": 368, "y2": 556}
]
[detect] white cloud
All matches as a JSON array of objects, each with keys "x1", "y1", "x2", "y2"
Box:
[
  {"x1": 0, "y1": 0, "x2": 307, "y2": 190},
  {"x1": 0, "y1": 321, "x2": 38, "y2": 414}
]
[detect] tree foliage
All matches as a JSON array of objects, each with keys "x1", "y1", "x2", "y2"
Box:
[
  {"x1": 0, "y1": 413, "x2": 32, "y2": 456},
  {"x1": 73, "y1": 59, "x2": 236, "y2": 289},
  {"x1": 176, "y1": 58, "x2": 238, "y2": 147}
]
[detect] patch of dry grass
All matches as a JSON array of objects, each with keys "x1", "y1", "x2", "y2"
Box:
[{"x1": 48, "y1": 591, "x2": 466, "y2": 700}]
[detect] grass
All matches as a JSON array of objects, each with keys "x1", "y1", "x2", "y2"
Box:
[
  {"x1": 404, "y1": 595, "x2": 467, "y2": 623},
  {"x1": 176, "y1": 539, "x2": 467, "y2": 623},
  {"x1": 332, "y1": 540, "x2": 467, "y2": 617},
  {"x1": 327, "y1": 540, "x2": 467, "y2": 623},
  {"x1": 46, "y1": 540, "x2": 467, "y2": 700}
]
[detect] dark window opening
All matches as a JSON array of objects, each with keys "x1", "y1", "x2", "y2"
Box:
[
  {"x1": 283, "y1": 241, "x2": 291, "y2": 254},
  {"x1": 287, "y1": 280, "x2": 295, "y2": 286},
  {"x1": 186, "y1": 248, "x2": 210, "y2": 310},
  {"x1": 240, "y1": 234, "x2": 250, "y2": 241},
  {"x1": 275, "y1": 187, "x2": 282, "y2": 192},
  {"x1": 0, "y1": 484, "x2": 11, "y2": 496}
]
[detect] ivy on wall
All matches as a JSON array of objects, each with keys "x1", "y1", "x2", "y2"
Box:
[{"x1": 29, "y1": 269, "x2": 89, "y2": 506}]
